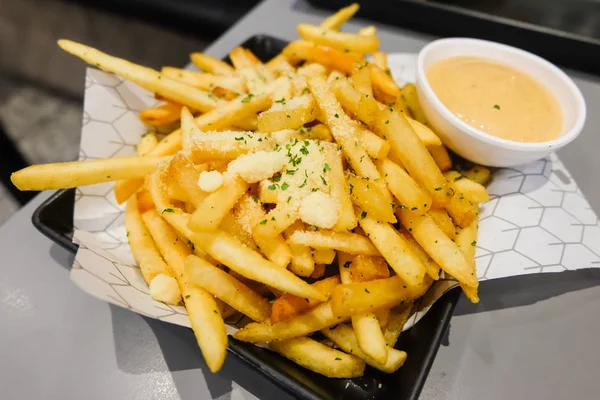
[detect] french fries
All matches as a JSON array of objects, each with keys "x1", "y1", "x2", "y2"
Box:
[{"x1": 12, "y1": 2, "x2": 489, "y2": 379}]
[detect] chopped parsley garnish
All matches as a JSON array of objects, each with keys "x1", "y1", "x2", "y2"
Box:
[
  {"x1": 320, "y1": 176, "x2": 328, "y2": 185},
  {"x1": 334, "y1": 113, "x2": 339, "y2": 118},
  {"x1": 343, "y1": 261, "x2": 351, "y2": 268},
  {"x1": 281, "y1": 182, "x2": 290, "y2": 190},
  {"x1": 434, "y1": 187, "x2": 442, "y2": 191},
  {"x1": 162, "y1": 208, "x2": 174, "y2": 213},
  {"x1": 260, "y1": 220, "x2": 267, "y2": 225},
  {"x1": 323, "y1": 162, "x2": 331, "y2": 172},
  {"x1": 274, "y1": 98, "x2": 286, "y2": 105},
  {"x1": 493, "y1": 104, "x2": 501, "y2": 110},
  {"x1": 268, "y1": 184, "x2": 277, "y2": 190},
  {"x1": 349, "y1": 183, "x2": 354, "y2": 194},
  {"x1": 361, "y1": 211, "x2": 367, "y2": 219},
  {"x1": 364, "y1": 288, "x2": 370, "y2": 294},
  {"x1": 454, "y1": 175, "x2": 464, "y2": 182},
  {"x1": 286, "y1": 169, "x2": 297, "y2": 175},
  {"x1": 471, "y1": 241, "x2": 477, "y2": 246},
  {"x1": 273, "y1": 174, "x2": 281, "y2": 182},
  {"x1": 241, "y1": 93, "x2": 254, "y2": 103}
]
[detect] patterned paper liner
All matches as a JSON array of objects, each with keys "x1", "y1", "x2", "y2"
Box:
[{"x1": 71, "y1": 54, "x2": 600, "y2": 333}]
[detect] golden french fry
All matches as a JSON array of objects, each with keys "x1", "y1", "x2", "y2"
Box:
[
  {"x1": 463, "y1": 165, "x2": 491, "y2": 186},
  {"x1": 357, "y1": 126, "x2": 390, "y2": 159},
  {"x1": 252, "y1": 204, "x2": 298, "y2": 238},
  {"x1": 313, "y1": 248, "x2": 336, "y2": 265},
  {"x1": 137, "y1": 132, "x2": 158, "y2": 156},
  {"x1": 180, "y1": 107, "x2": 196, "y2": 151},
  {"x1": 320, "y1": 3, "x2": 360, "y2": 30},
  {"x1": 190, "y1": 52, "x2": 236, "y2": 76},
  {"x1": 270, "y1": 336, "x2": 365, "y2": 378},
  {"x1": 445, "y1": 171, "x2": 489, "y2": 204},
  {"x1": 234, "y1": 301, "x2": 347, "y2": 343},
  {"x1": 331, "y1": 275, "x2": 432, "y2": 316},
  {"x1": 350, "y1": 66, "x2": 373, "y2": 97},
  {"x1": 142, "y1": 209, "x2": 227, "y2": 373},
  {"x1": 257, "y1": 94, "x2": 319, "y2": 132},
  {"x1": 136, "y1": 190, "x2": 156, "y2": 213},
  {"x1": 266, "y1": 54, "x2": 294, "y2": 75},
  {"x1": 348, "y1": 255, "x2": 390, "y2": 282},
  {"x1": 234, "y1": 194, "x2": 292, "y2": 268},
  {"x1": 347, "y1": 174, "x2": 396, "y2": 223},
  {"x1": 283, "y1": 40, "x2": 363, "y2": 74},
  {"x1": 376, "y1": 158, "x2": 432, "y2": 214},
  {"x1": 407, "y1": 118, "x2": 442, "y2": 147},
  {"x1": 285, "y1": 221, "x2": 315, "y2": 277},
  {"x1": 455, "y1": 222, "x2": 480, "y2": 303},
  {"x1": 382, "y1": 304, "x2": 413, "y2": 347},
  {"x1": 428, "y1": 144, "x2": 452, "y2": 172},
  {"x1": 271, "y1": 276, "x2": 340, "y2": 323},
  {"x1": 371, "y1": 64, "x2": 402, "y2": 98},
  {"x1": 427, "y1": 208, "x2": 456, "y2": 240},
  {"x1": 185, "y1": 255, "x2": 271, "y2": 322},
  {"x1": 190, "y1": 132, "x2": 276, "y2": 162},
  {"x1": 352, "y1": 312, "x2": 388, "y2": 364},
  {"x1": 140, "y1": 103, "x2": 184, "y2": 126},
  {"x1": 59, "y1": 40, "x2": 224, "y2": 113},
  {"x1": 167, "y1": 153, "x2": 207, "y2": 207},
  {"x1": 376, "y1": 107, "x2": 452, "y2": 204},
  {"x1": 324, "y1": 145, "x2": 357, "y2": 232},
  {"x1": 322, "y1": 324, "x2": 407, "y2": 373},
  {"x1": 401, "y1": 83, "x2": 427, "y2": 124},
  {"x1": 372, "y1": 52, "x2": 388, "y2": 70},
  {"x1": 125, "y1": 195, "x2": 173, "y2": 284},
  {"x1": 188, "y1": 176, "x2": 249, "y2": 232},
  {"x1": 11, "y1": 156, "x2": 163, "y2": 191},
  {"x1": 297, "y1": 24, "x2": 379, "y2": 54},
  {"x1": 161, "y1": 67, "x2": 245, "y2": 92},
  {"x1": 398, "y1": 228, "x2": 440, "y2": 280},
  {"x1": 358, "y1": 210, "x2": 426, "y2": 287},
  {"x1": 443, "y1": 181, "x2": 478, "y2": 228},
  {"x1": 287, "y1": 230, "x2": 379, "y2": 256},
  {"x1": 396, "y1": 208, "x2": 478, "y2": 288},
  {"x1": 358, "y1": 25, "x2": 376, "y2": 36}
]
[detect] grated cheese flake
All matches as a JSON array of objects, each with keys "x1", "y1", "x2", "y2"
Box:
[{"x1": 197, "y1": 170, "x2": 224, "y2": 192}]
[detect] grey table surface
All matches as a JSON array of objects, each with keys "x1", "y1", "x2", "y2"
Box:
[{"x1": 2, "y1": 0, "x2": 600, "y2": 399}]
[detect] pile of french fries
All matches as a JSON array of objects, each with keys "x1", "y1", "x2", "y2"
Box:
[{"x1": 11, "y1": 4, "x2": 491, "y2": 378}]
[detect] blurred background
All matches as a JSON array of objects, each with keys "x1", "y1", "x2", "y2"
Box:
[{"x1": 0, "y1": 0, "x2": 260, "y2": 224}]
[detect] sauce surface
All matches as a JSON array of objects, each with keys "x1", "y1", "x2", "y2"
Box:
[{"x1": 426, "y1": 56, "x2": 562, "y2": 143}]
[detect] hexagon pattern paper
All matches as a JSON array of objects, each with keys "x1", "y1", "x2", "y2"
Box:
[{"x1": 71, "y1": 59, "x2": 600, "y2": 332}]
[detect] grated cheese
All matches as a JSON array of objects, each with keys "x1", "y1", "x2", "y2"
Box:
[
  {"x1": 299, "y1": 191, "x2": 339, "y2": 229},
  {"x1": 226, "y1": 150, "x2": 287, "y2": 183},
  {"x1": 197, "y1": 170, "x2": 224, "y2": 192}
]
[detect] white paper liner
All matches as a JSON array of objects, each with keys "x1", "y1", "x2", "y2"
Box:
[{"x1": 71, "y1": 55, "x2": 600, "y2": 333}]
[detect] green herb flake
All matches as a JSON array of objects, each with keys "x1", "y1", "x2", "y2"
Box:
[
  {"x1": 361, "y1": 211, "x2": 367, "y2": 219},
  {"x1": 493, "y1": 104, "x2": 501, "y2": 110},
  {"x1": 334, "y1": 113, "x2": 339, "y2": 118},
  {"x1": 162, "y1": 208, "x2": 174, "y2": 214},
  {"x1": 454, "y1": 175, "x2": 464, "y2": 182},
  {"x1": 385, "y1": 120, "x2": 389, "y2": 125},
  {"x1": 241, "y1": 93, "x2": 254, "y2": 103},
  {"x1": 364, "y1": 288, "x2": 370, "y2": 294},
  {"x1": 434, "y1": 187, "x2": 442, "y2": 191},
  {"x1": 260, "y1": 219, "x2": 268, "y2": 225},
  {"x1": 268, "y1": 184, "x2": 277, "y2": 190},
  {"x1": 323, "y1": 162, "x2": 331, "y2": 172},
  {"x1": 335, "y1": 357, "x2": 342, "y2": 361},
  {"x1": 471, "y1": 241, "x2": 477, "y2": 246},
  {"x1": 275, "y1": 98, "x2": 286, "y2": 105},
  {"x1": 281, "y1": 182, "x2": 290, "y2": 190},
  {"x1": 343, "y1": 261, "x2": 351, "y2": 268},
  {"x1": 185, "y1": 295, "x2": 191, "y2": 299}
]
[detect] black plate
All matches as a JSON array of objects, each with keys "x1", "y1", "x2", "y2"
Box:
[
  {"x1": 31, "y1": 35, "x2": 461, "y2": 400},
  {"x1": 308, "y1": 0, "x2": 600, "y2": 75}
]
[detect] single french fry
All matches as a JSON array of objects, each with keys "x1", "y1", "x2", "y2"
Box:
[
  {"x1": 137, "y1": 132, "x2": 158, "y2": 156},
  {"x1": 428, "y1": 144, "x2": 452, "y2": 172},
  {"x1": 401, "y1": 83, "x2": 427, "y2": 123},
  {"x1": 443, "y1": 181, "x2": 478, "y2": 228},
  {"x1": 234, "y1": 300, "x2": 347, "y2": 343},
  {"x1": 287, "y1": 230, "x2": 379, "y2": 256},
  {"x1": 190, "y1": 132, "x2": 276, "y2": 162},
  {"x1": 427, "y1": 208, "x2": 456, "y2": 240},
  {"x1": 234, "y1": 194, "x2": 292, "y2": 268},
  {"x1": 445, "y1": 171, "x2": 489, "y2": 204},
  {"x1": 357, "y1": 126, "x2": 390, "y2": 159},
  {"x1": 396, "y1": 208, "x2": 478, "y2": 288},
  {"x1": 141, "y1": 209, "x2": 227, "y2": 373},
  {"x1": 358, "y1": 210, "x2": 426, "y2": 287},
  {"x1": 229, "y1": 47, "x2": 258, "y2": 69},
  {"x1": 325, "y1": 145, "x2": 357, "y2": 232},
  {"x1": 140, "y1": 103, "x2": 184, "y2": 126},
  {"x1": 350, "y1": 66, "x2": 373, "y2": 97},
  {"x1": 407, "y1": 118, "x2": 442, "y2": 147},
  {"x1": 168, "y1": 153, "x2": 207, "y2": 207},
  {"x1": 371, "y1": 64, "x2": 402, "y2": 98},
  {"x1": 298, "y1": 24, "x2": 379, "y2": 54},
  {"x1": 271, "y1": 276, "x2": 340, "y2": 323},
  {"x1": 383, "y1": 304, "x2": 413, "y2": 347},
  {"x1": 455, "y1": 222, "x2": 480, "y2": 303},
  {"x1": 59, "y1": 40, "x2": 224, "y2": 113},
  {"x1": 285, "y1": 221, "x2": 315, "y2": 277},
  {"x1": 376, "y1": 107, "x2": 452, "y2": 204},
  {"x1": 161, "y1": 67, "x2": 245, "y2": 92},
  {"x1": 320, "y1": 3, "x2": 360, "y2": 30},
  {"x1": 348, "y1": 255, "x2": 390, "y2": 282},
  {"x1": 257, "y1": 94, "x2": 318, "y2": 132},
  {"x1": 331, "y1": 275, "x2": 432, "y2": 316},
  {"x1": 270, "y1": 337, "x2": 365, "y2": 378},
  {"x1": 313, "y1": 248, "x2": 336, "y2": 265},
  {"x1": 188, "y1": 175, "x2": 249, "y2": 232},
  {"x1": 372, "y1": 52, "x2": 388, "y2": 70},
  {"x1": 185, "y1": 255, "x2": 271, "y2": 322},
  {"x1": 11, "y1": 156, "x2": 163, "y2": 191},
  {"x1": 463, "y1": 166, "x2": 491, "y2": 186},
  {"x1": 283, "y1": 41, "x2": 363, "y2": 75},
  {"x1": 376, "y1": 158, "x2": 432, "y2": 214},
  {"x1": 347, "y1": 174, "x2": 396, "y2": 223},
  {"x1": 398, "y1": 228, "x2": 440, "y2": 280},
  {"x1": 322, "y1": 324, "x2": 407, "y2": 373},
  {"x1": 358, "y1": 25, "x2": 376, "y2": 36},
  {"x1": 180, "y1": 107, "x2": 196, "y2": 151},
  {"x1": 266, "y1": 54, "x2": 294, "y2": 75},
  {"x1": 125, "y1": 195, "x2": 173, "y2": 284},
  {"x1": 190, "y1": 52, "x2": 236, "y2": 76},
  {"x1": 252, "y1": 202, "x2": 298, "y2": 238}
]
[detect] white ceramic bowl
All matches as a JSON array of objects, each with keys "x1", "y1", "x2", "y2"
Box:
[{"x1": 416, "y1": 38, "x2": 586, "y2": 167}]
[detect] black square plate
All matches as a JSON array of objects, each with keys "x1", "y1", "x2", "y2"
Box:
[{"x1": 32, "y1": 35, "x2": 461, "y2": 400}]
